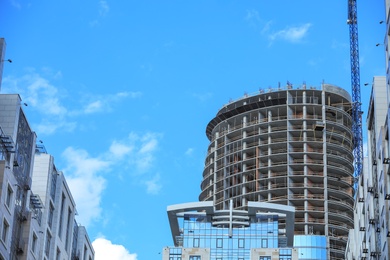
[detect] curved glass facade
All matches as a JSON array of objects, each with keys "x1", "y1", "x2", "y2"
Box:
[{"x1": 294, "y1": 235, "x2": 327, "y2": 260}]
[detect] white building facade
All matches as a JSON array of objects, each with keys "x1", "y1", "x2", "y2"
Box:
[{"x1": 0, "y1": 94, "x2": 95, "y2": 260}]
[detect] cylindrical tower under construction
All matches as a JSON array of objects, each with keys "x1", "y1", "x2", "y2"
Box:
[{"x1": 200, "y1": 83, "x2": 354, "y2": 259}]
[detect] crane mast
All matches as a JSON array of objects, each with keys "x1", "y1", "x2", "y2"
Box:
[
  {"x1": 347, "y1": 0, "x2": 363, "y2": 186},
  {"x1": 348, "y1": 0, "x2": 381, "y2": 256}
]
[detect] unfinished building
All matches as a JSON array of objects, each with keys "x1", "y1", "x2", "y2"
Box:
[{"x1": 199, "y1": 84, "x2": 355, "y2": 259}]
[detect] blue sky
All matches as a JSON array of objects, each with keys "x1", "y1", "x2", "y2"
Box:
[{"x1": 0, "y1": 0, "x2": 385, "y2": 259}]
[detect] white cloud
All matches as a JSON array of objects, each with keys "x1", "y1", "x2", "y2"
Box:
[
  {"x1": 185, "y1": 148, "x2": 194, "y2": 156},
  {"x1": 261, "y1": 20, "x2": 273, "y2": 35},
  {"x1": 81, "y1": 91, "x2": 142, "y2": 115},
  {"x1": 122, "y1": 132, "x2": 160, "y2": 172},
  {"x1": 269, "y1": 23, "x2": 312, "y2": 43},
  {"x1": 99, "y1": 0, "x2": 110, "y2": 17},
  {"x1": 35, "y1": 120, "x2": 77, "y2": 135},
  {"x1": 93, "y1": 238, "x2": 137, "y2": 260},
  {"x1": 84, "y1": 100, "x2": 103, "y2": 114},
  {"x1": 245, "y1": 9, "x2": 260, "y2": 22},
  {"x1": 192, "y1": 92, "x2": 213, "y2": 102},
  {"x1": 5, "y1": 73, "x2": 67, "y2": 116},
  {"x1": 10, "y1": 0, "x2": 21, "y2": 9},
  {"x1": 2, "y1": 72, "x2": 142, "y2": 135},
  {"x1": 144, "y1": 174, "x2": 162, "y2": 195},
  {"x1": 62, "y1": 147, "x2": 110, "y2": 227},
  {"x1": 109, "y1": 140, "x2": 133, "y2": 159},
  {"x1": 62, "y1": 132, "x2": 162, "y2": 226},
  {"x1": 117, "y1": 91, "x2": 142, "y2": 98}
]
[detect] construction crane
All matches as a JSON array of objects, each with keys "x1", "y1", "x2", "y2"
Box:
[
  {"x1": 347, "y1": 0, "x2": 363, "y2": 189},
  {"x1": 348, "y1": 0, "x2": 381, "y2": 257}
]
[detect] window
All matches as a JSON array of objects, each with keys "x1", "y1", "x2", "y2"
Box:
[
  {"x1": 259, "y1": 257, "x2": 271, "y2": 260},
  {"x1": 48, "y1": 203, "x2": 54, "y2": 228},
  {"x1": 169, "y1": 247, "x2": 182, "y2": 260},
  {"x1": 56, "y1": 248, "x2": 61, "y2": 260},
  {"x1": 83, "y1": 245, "x2": 88, "y2": 260},
  {"x1": 189, "y1": 256, "x2": 201, "y2": 260},
  {"x1": 1, "y1": 219, "x2": 9, "y2": 244},
  {"x1": 65, "y1": 208, "x2": 72, "y2": 251},
  {"x1": 5, "y1": 184, "x2": 13, "y2": 209},
  {"x1": 50, "y1": 173, "x2": 57, "y2": 200},
  {"x1": 58, "y1": 194, "x2": 65, "y2": 238},
  {"x1": 45, "y1": 231, "x2": 52, "y2": 257},
  {"x1": 261, "y1": 238, "x2": 268, "y2": 248},
  {"x1": 216, "y1": 238, "x2": 223, "y2": 248},
  {"x1": 193, "y1": 238, "x2": 199, "y2": 248},
  {"x1": 31, "y1": 233, "x2": 38, "y2": 254},
  {"x1": 280, "y1": 248, "x2": 292, "y2": 260},
  {"x1": 238, "y1": 238, "x2": 244, "y2": 248}
]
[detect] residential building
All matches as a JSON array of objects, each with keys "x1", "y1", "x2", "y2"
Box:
[
  {"x1": 345, "y1": 76, "x2": 390, "y2": 260},
  {"x1": 0, "y1": 94, "x2": 37, "y2": 259},
  {"x1": 345, "y1": 0, "x2": 390, "y2": 258},
  {"x1": 72, "y1": 223, "x2": 94, "y2": 260},
  {"x1": 0, "y1": 39, "x2": 94, "y2": 260},
  {"x1": 32, "y1": 151, "x2": 78, "y2": 260}
]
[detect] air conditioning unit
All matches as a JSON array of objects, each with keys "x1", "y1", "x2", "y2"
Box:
[
  {"x1": 358, "y1": 198, "x2": 364, "y2": 202},
  {"x1": 368, "y1": 187, "x2": 374, "y2": 193},
  {"x1": 369, "y1": 219, "x2": 375, "y2": 224},
  {"x1": 362, "y1": 248, "x2": 368, "y2": 253},
  {"x1": 360, "y1": 227, "x2": 366, "y2": 231}
]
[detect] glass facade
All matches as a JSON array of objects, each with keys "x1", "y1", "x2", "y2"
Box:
[
  {"x1": 293, "y1": 235, "x2": 326, "y2": 260},
  {"x1": 168, "y1": 213, "x2": 293, "y2": 260}
]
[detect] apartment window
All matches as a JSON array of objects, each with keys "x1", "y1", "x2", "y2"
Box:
[
  {"x1": 50, "y1": 173, "x2": 57, "y2": 200},
  {"x1": 65, "y1": 208, "x2": 72, "y2": 251},
  {"x1": 83, "y1": 245, "x2": 88, "y2": 260},
  {"x1": 1, "y1": 219, "x2": 9, "y2": 244},
  {"x1": 58, "y1": 194, "x2": 65, "y2": 238},
  {"x1": 189, "y1": 256, "x2": 201, "y2": 260},
  {"x1": 5, "y1": 184, "x2": 13, "y2": 209},
  {"x1": 45, "y1": 231, "x2": 52, "y2": 257},
  {"x1": 260, "y1": 257, "x2": 271, "y2": 260},
  {"x1": 56, "y1": 248, "x2": 61, "y2": 260},
  {"x1": 31, "y1": 232, "x2": 38, "y2": 254},
  {"x1": 48, "y1": 203, "x2": 54, "y2": 229}
]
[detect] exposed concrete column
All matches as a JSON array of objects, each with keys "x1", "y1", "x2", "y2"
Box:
[
  {"x1": 322, "y1": 90, "x2": 329, "y2": 238},
  {"x1": 267, "y1": 110, "x2": 272, "y2": 201},
  {"x1": 213, "y1": 132, "x2": 219, "y2": 205}
]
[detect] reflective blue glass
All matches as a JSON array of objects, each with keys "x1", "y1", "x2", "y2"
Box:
[
  {"x1": 168, "y1": 214, "x2": 295, "y2": 260},
  {"x1": 293, "y1": 235, "x2": 327, "y2": 260}
]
